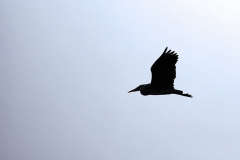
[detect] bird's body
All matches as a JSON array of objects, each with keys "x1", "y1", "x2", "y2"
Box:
[{"x1": 128, "y1": 47, "x2": 192, "y2": 98}]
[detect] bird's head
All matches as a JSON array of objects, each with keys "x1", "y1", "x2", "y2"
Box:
[{"x1": 128, "y1": 85, "x2": 144, "y2": 93}]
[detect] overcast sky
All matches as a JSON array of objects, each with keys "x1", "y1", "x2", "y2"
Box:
[{"x1": 1, "y1": 0, "x2": 240, "y2": 159}]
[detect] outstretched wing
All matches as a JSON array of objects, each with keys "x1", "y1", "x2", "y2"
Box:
[{"x1": 150, "y1": 47, "x2": 178, "y2": 89}]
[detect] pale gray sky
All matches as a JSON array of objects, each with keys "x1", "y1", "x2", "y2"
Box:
[{"x1": 1, "y1": 0, "x2": 240, "y2": 159}]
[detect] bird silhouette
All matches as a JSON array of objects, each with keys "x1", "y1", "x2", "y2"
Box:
[{"x1": 128, "y1": 47, "x2": 192, "y2": 98}]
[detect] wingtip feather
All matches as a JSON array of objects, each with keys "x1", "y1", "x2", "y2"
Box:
[{"x1": 163, "y1": 47, "x2": 168, "y2": 53}]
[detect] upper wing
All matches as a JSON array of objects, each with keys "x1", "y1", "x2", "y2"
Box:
[{"x1": 150, "y1": 47, "x2": 178, "y2": 89}]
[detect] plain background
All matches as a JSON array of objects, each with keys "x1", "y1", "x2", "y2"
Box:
[{"x1": 1, "y1": 0, "x2": 240, "y2": 159}]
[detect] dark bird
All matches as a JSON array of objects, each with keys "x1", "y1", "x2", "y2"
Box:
[{"x1": 128, "y1": 47, "x2": 192, "y2": 98}]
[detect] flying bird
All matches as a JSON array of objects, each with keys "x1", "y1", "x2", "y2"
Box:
[{"x1": 128, "y1": 47, "x2": 192, "y2": 98}]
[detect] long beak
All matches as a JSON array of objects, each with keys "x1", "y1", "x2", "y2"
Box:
[{"x1": 128, "y1": 88, "x2": 138, "y2": 93}]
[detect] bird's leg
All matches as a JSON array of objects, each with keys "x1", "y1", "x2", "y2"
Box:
[
  {"x1": 180, "y1": 93, "x2": 192, "y2": 98},
  {"x1": 172, "y1": 89, "x2": 193, "y2": 98}
]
